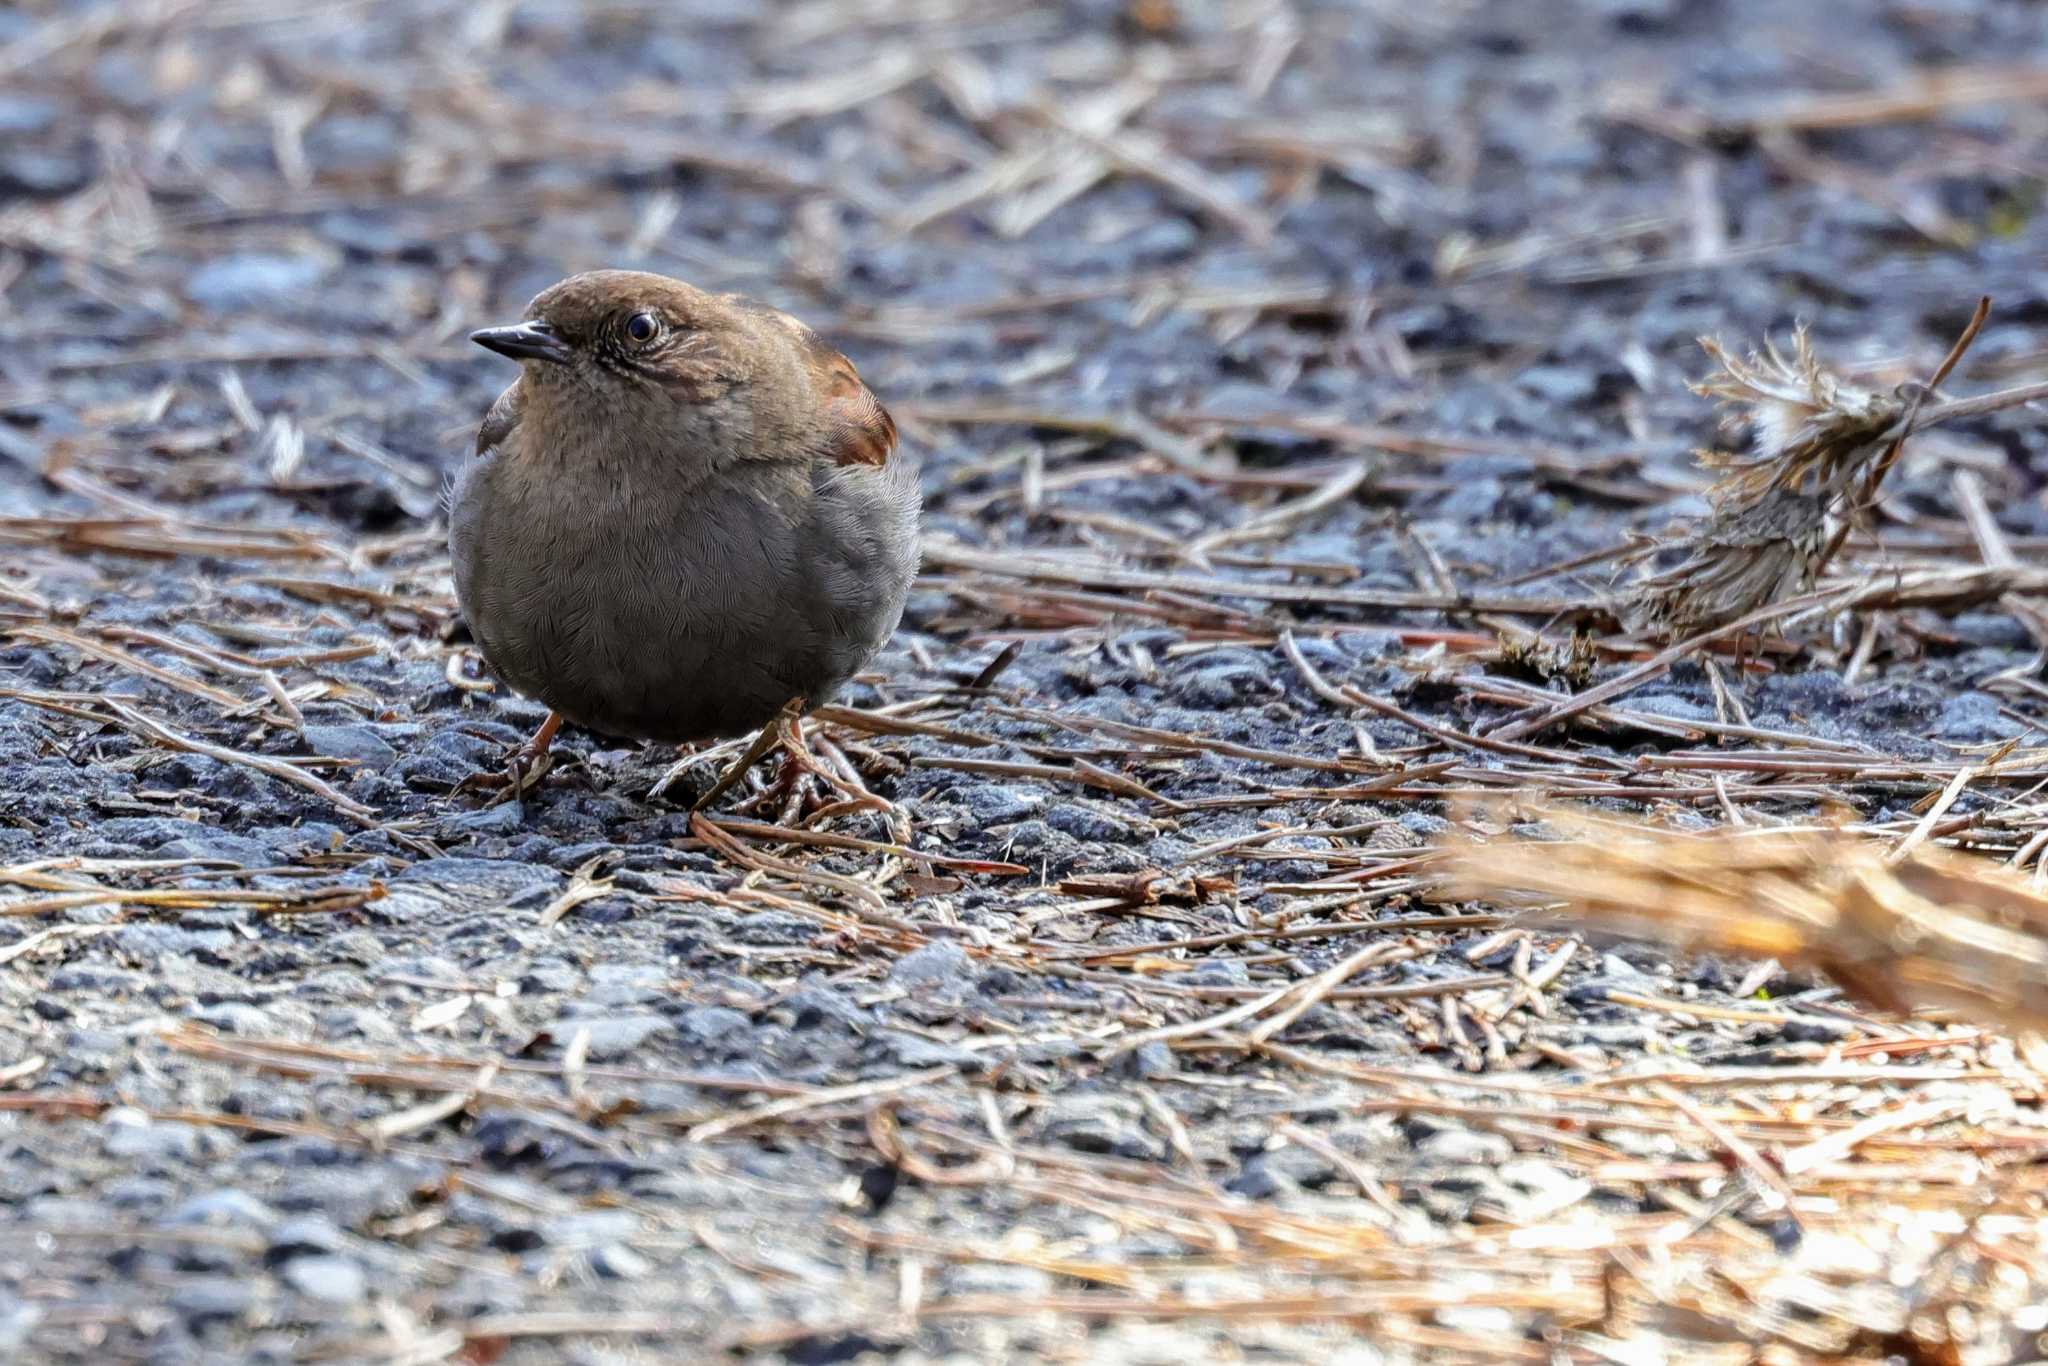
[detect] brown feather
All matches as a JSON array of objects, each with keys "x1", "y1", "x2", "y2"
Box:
[
  {"x1": 476, "y1": 381, "x2": 525, "y2": 458},
  {"x1": 737, "y1": 300, "x2": 898, "y2": 468},
  {"x1": 818, "y1": 358, "x2": 897, "y2": 468}
]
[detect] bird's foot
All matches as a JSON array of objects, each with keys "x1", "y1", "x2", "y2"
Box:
[
  {"x1": 456, "y1": 711, "x2": 562, "y2": 802},
  {"x1": 749, "y1": 717, "x2": 902, "y2": 834},
  {"x1": 690, "y1": 699, "x2": 805, "y2": 813},
  {"x1": 800, "y1": 732, "x2": 906, "y2": 837},
  {"x1": 689, "y1": 701, "x2": 902, "y2": 832}
]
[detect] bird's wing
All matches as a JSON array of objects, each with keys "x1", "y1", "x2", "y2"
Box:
[
  {"x1": 733, "y1": 299, "x2": 898, "y2": 468},
  {"x1": 475, "y1": 380, "x2": 526, "y2": 458},
  {"x1": 812, "y1": 348, "x2": 898, "y2": 469}
]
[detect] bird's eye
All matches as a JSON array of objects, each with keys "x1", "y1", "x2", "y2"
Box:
[{"x1": 625, "y1": 313, "x2": 659, "y2": 344}]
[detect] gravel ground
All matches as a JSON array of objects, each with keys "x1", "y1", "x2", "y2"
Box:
[{"x1": 4, "y1": 1, "x2": 2048, "y2": 1362}]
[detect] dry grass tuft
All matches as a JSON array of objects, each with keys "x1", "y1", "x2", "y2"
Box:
[
  {"x1": 1440, "y1": 803, "x2": 2048, "y2": 1035},
  {"x1": 1628, "y1": 326, "x2": 1915, "y2": 635},
  {"x1": 1625, "y1": 299, "x2": 2048, "y2": 637}
]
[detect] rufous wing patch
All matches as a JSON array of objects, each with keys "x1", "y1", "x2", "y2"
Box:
[
  {"x1": 741, "y1": 299, "x2": 899, "y2": 468},
  {"x1": 820, "y1": 359, "x2": 897, "y2": 468}
]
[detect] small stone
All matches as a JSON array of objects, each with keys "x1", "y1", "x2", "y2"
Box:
[
  {"x1": 104, "y1": 1176, "x2": 177, "y2": 1212},
  {"x1": 676, "y1": 1005, "x2": 750, "y2": 1043},
  {"x1": 0, "y1": 1293, "x2": 36, "y2": 1356},
  {"x1": 0, "y1": 96, "x2": 56, "y2": 135},
  {"x1": 1227, "y1": 1144, "x2": 1337, "y2": 1198},
  {"x1": 188, "y1": 1002, "x2": 272, "y2": 1034},
  {"x1": 564, "y1": 1013, "x2": 671, "y2": 1060},
  {"x1": 1181, "y1": 661, "x2": 1272, "y2": 708},
  {"x1": 589, "y1": 963, "x2": 667, "y2": 993},
  {"x1": 103, "y1": 1111, "x2": 200, "y2": 1162},
  {"x1": 1600, "y1": 952, "x2": 1652, "y2": 979},
  {"x1": 445, "y1": 802, "x2": 527, "y2": 836},
  {"x1": 1515, "y1": 362, "x2": 1599, "y2": 405},
  {"x1": 185, "y1": 252, "x2": 332, "y2": 311},
  {"x1": 47, "y1": 965, "x2": 148, "y2": 994},
  {"x1": 888, "y1": 939, "x2": 978, "y2": 990},
  {"x1": 960, "y1": 785, "x2": 1044, "y2": 824},
  {"x1": 1184, "y1": 959, "x2": 1250, "y2": 986},
  {"x1": 171, "y1": 1277, "x2": 256, "y2": 1324},
  {"x1": 280, "y1": 1255, "x2": 367, "y2": 1304},
  {"x1": 540, "y1": 1210, "x2": 638, "y2": 1247},
  {"x1": 1119, "y1": 1041, "x2": 1176, "y2": 1079},
  {"x1": 111, "y1": 923, "x2": 234, "y2": 958},
  {"x1": 0, "y1": 148, "x2": 90, "y2": 198},
  {"x1": 1935, "y1": 692, "x2": 2023, "y2": 743},
  {"x1": 1043, "y1": 1106, "x2": 1164, "y2": 1161},
  {"x1": 265, "y1": 1215, "x2": 347, "y2": 1264},
  {"x1": 302, "y1": 723, "x2": 399, "y2": 769},
  {"x1": 520, "y1": 959, "x2": 584, "y2": 994},
  {"x1": 590, "y1": 1243, "x2": 651, "y2": 1280},
  {"x1": 1044, "y1": 802, "x2": 1141, "y2": 842},
  {"x1": 163, "y1": 1189, "x2": 279, "y2": 1229},
  {"x1": 1416, "y1": 1129, "x2": 1513, "y2": 1165}
]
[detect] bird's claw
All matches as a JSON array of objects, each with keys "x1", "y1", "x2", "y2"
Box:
[
  {"x1": 455, "y1": 711, "x2": 563, "y2": 804},
  {"x1": 689, "y1": 700, "x2": 902, "y2": 832}
]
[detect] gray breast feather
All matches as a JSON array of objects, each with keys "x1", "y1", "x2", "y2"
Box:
[{"x1": 448, "y1": 450, "x2": 919, "y2": 743}]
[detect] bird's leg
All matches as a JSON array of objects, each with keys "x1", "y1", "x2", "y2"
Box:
[
  {"x1": 457, "y1": 710, "x2": 562, "y2": 798},
  {"x1": 745, "y1": 711, "x2": 898, "y2": 829},
  {"x1": 503, "y1": 710, "x2": 562, "y2": 793},
  {"x1": 691, "y1": 699, "x2": 804, "y2": 813},
  {"x1": 804, "y1": 731, "x2": 905, "y2": 837}
]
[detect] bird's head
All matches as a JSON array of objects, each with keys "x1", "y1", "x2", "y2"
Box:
[
  {"x1": 469, "y1": 269, "x2": 894, "y2": 473},
  {"x1": 469, "y1": 269, "x2": 745, "y2": 405}
]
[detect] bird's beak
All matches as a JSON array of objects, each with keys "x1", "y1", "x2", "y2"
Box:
[{"x1": 470, "y1": 321, "x2": 571, "y2": 365}]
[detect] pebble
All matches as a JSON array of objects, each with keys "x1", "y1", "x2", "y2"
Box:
[
  {"x1": 1226, "y1": 1144, "x2": 1337, "y2": 1198},
  {"x1": 520, "y1": 960, "x2": 585, "y2": 994},
  {"x1": 1044, "y1": 801, "x2": 1142, "y2": 842},
  {"x1": 960, "y1": 785, "x2": 1045, "y2": 825},
  {"x1": 444, "y1": 801, "x2": 528, "y2": 836},
  {"x1": 102, "y1": 1111, "x2": 201, "y2": 1163},
  {"x1": 265, "y1": 1215, "x2": 349, "y2": 1264},
  {"x1": 48, "y1": 965, "x2": 149, "y2": 994},
  {"x1": 887, "y1": 939, "x2": 978, "y2": 990},
  {"x1": 1935, "y1": 692, "x2": 2024, "y2": 743},
  {"x1": 590, "y1": 1243, "x2": 652, "y2": 1280},
  {"x1": 185, "y1": 252, "x2": 332, "y2": 311},
  {"x1": 187, "y1": 1002, "x2": 273, "y2": 1034},
  {"x1": 302, "y1": 723, "x2": 400, "y2": 768},
  {"x1": 110, "y1": 923, "x2": 235, "y2": 959},
  {"x1": 280, "y1": 1255, "x2": 368, "y2": 1304},
  {"x1": 170, "y1": 1277, "x2": 257, "y2": 1324},
  {"x1": 675, "y1": 1005, "x2": 751, "y2": 1043},
  {"x1": 777, "y1": 984, "x2": 869, "y2": 1033},
  {"x1": 0, "y1": 148, "x2": 90, "y2": 198},
  {"x1": 0, "y1": 96, "x2": 56, "y2": 134},
  {"x1": 163, "y1": 1189, "x2": 280, "y2": 1229},
  {"x1": 1043, "y1": 1107, "x2": 1165, "y2": 1162},
  {"x1": 1415, "y1": 1129, "x2": 1514, "y2": 1165},
  {"x1": 1118, "y1": 1041, "x2": 1175, "y2": 1080},
  {"x1": 559, "y1": 1013, "x2": 671, "y2": 1060},
  {"x1": 0, "y1": 1295, "x2": 36, "y2": 1356}
]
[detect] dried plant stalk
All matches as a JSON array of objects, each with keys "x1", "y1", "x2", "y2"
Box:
[
  {"x1": 1440, "y1": 805, "x2": 2048, "y2": 1033},
  {"x1": 1628, "y1": 327, "x2": 1908, "y2": 634},
  {"x1": 1627, "y1": 300, "x2": 2048, "y2": 636}
]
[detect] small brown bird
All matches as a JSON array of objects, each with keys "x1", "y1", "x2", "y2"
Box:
[{"x1": 448, "y1": 269, "x2": 920, "y2": 808}]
